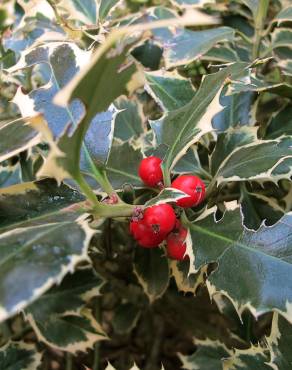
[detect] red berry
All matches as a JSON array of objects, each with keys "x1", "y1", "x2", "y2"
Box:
[
  {"x1": 129, "y1": 204, "x2": 176, "y2": 248},
  {"x1": 143, "y1": 204, "x2": 176, "y2": 236},
  {"x1": 138, "y1": 156, "x2": 163, "y2": 187},
  {"x1": 171, "y1": 175, "x2": 205, "y2": 208},
  {"x1": 166, "y1": 221, "x2": 188, "y2": 260},
  {"x1": 130, "y1": 219, "x2": 165, "y2": 248}
]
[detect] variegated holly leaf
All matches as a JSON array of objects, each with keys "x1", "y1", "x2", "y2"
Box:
[
  {"x1": 228, "y1": 74, "x2": 292, "y2": 99},
  {"x1": 267, "y1": 313, "x2": 292, "y2": 369},
  {"x1": 179, "y1": 338, "x2": 232, "y2": 370},
  {"x1": 240, "y1": 186, "x2": 285, "y2": 231},
  {"x1": 145, "y1": 71, "x2": 195, "y2": 111},
  {"x1": 58, "y1": 0, "x2": 97, "y2": 24},
  {"x1": 3, "y1": 10, "x2": 63, "y2": 55},
  {"x1": 0, "y1": 341, "x2": 42, "y2": 370},
  {"x1": 0, "y1": 210, "x2": 95, "y2": 322},
  {"x1": 113, "y1": 97, "x2": 144, "y2": 142},
  {"x1": 9, "y1": 42, "x2": 90, "y2": 138},
  {"x1": 203, "y1": 45, "x2": 240, "y2": 63},
  {"x1": 0, "y1": 115, "x2": 48, "y2": 163},
  {"x1": 272, "y1": 28, "x2": 292, "y2": 50},
  {"x1": 97, "y1": 0, "x2": 123, "y2": 22},
  {"x1": 0, "y1": 178, "x2": 84, "y2": 229},
  {"x1": 188, "y1": 208, "x2": 292, "y2": 319},
  {"x1": 25, "y1": 267, "x2": 106, "y2": 353},
  {"x1": 170, "y1": 259, "x2": 207, "y2": 294},
  {"x1": 210, "y1": 126, "x2": 258, "y2": 176},
  {"x1": 106, "y1": 142, "x2": 143, "y2": 189},
  {"x1": 134, "y1": 247, "x2": 169, "y2": 303},
  {"x1": 265, "y1": 105, "x2": 292, "y2": 139},
  {"x1": 145, "y1": 188, "x2": 188, "y2": 207},
  {"x1": 112, "y1": 302, "x2": 141, "y2": 334},
  {"x1": 273, "y1": 6, "x2": 292, "y2": 23},
  {"x1": 212, "y1": 136, "x2": 292, "y2": 185},
  {"x1": 0, "y1": 164, "x2": 21, "y2": 188},
  {"x1": 173, "y1": 148, "x2": 207, "y2": 179},
  {"x1": 170, "y1": 0, "x2": 215, "y2": 7},
  {"x1": 153, "y1": 62, "x2": 251, "y2": 177},
  {"x1": 223, "y1": 346, "x2": 271, "y2": 369},
  {"x1": 162, "y1": 27, "x2": 235, "y2": 69},
  {"x1": 212, "y1": 91, "x2": 254, "y2": 131},
  {"x1": 39, "y1": 33, "x2": 140, "y2": 182}
]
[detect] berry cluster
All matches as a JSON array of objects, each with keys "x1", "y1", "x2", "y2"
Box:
[{"x1": 130, "y1": 156, "x2": 206, "y2": 260}]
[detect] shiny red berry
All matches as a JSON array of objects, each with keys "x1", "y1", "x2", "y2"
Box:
[
  {"x1": 138, "y1": 156, "x2": 163, "y2": 187},
  {"x1": 143, "y1": 204, "x2": 176, "y2": 236},
  {"x1": 130, "y1": 219, "x2": 165, "y2": 248},
  {"x1": 166, "y1": 221, "x2": 188, "y2": 260},
  {"x1": 171, "y1": 175, "x2": 205, "y2": 208},
  {"x1": 129, "y1": 204, "x2": 176, "y2": 248}
]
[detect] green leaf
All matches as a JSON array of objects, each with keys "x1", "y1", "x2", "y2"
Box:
[
  {"x1": 203, "y1": 45, "x2": 240, "y2": 63},
  {"x1": 113, "y1": 97, "x2": 144, "y2": 141},
  {"x1": 240, "y1": 186, "x2": 285, "y2": 231},
  {"x1": 272, "y1": 28, "x2": 292, "y2": 50},
  {"x1": 274, "y1": 6, "x2": 292, "y2": 23},
  {"x1": 40, "y1": 34, "x2": 139, "y2": 182},
  {"x1": 145, "y1": 71, "x2": 195, "y2": 111},
  {"x1": 0, "y1": 212, "x2": 95, "y2": 322},
  {"x1": 173, "y1": 148, "x2": 206, "y2": 178},
  {"x1": 163, "y1": 27, "x2": 235, "y2": 69},
  {"x1": 112, "y1": 302, "x2": 141, "y2": 334},
  {"x1": 134, "y1": 247, "x2": 169, "y2": 303},
  {"x1": 190, "y1": 209, "x2": 292, "y2": 319},
  {"x1": 267, "y1": 313, "x2": 292, "y2": 369},
  {"x1": 210, "y1": 127, "x2": 258, "y2": 176},
  {"x1": 228, "y1": 74, "x2": 292, "y2": 98},
  {"x1": 212, "y1": 91, "x2": 255, "y2": 131},
  {"x1": 265, "y1": 105, "x2": 292, "y2": 139},
  {"x1": 155, "y1": 62, "x2": 250, "y2": 174},
  {"x1": 0, "y1": 179, "x2": 84, "y2": 230},
  {"x1": 0, "y1": 116, "x2": 45, "y2": 163},
  {"x1": 106, "y1": 142, "x2": 143, "y2": 189},
  {"x1": 179, "y1": 339, "x2": 232, "y2": 370},
  {"x1": 98, "y1": 0, "x2": 122, "y2": 22},
  {"x1": 224, "y1": 346, "x2": 271, "y2": 370},
  {"x1": 144, "y1": 188, "x2": 188, "y2": 207},
  {"x1": 213, "y1": 136, "x2": 292, "y2": 185},
  {"x1": 58, "y1": 0, "x2": 97, "y2": 24},
  {"x1": 170, "y1": 0, "x2": 215, "y2": 7},
  {"x1": 25, "y1": 268, "x2": 106, "y2": 352},
  {"x1": 170, "y1": 259, "x2": 207, "y2": 294},
  {"x1": 0, "y1": 341, "x2": 42, "y2": 370}
]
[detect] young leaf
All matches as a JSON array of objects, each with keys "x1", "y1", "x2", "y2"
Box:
[
  {"x1": 0, "y1": 341, "x2": 42, "y2": 370},
  {"x1": 25, "y1": 268, "x2": 106, "y2": 353},
  {"x1": 134, "y1": 247, "x2": 169, "y2": 303}
]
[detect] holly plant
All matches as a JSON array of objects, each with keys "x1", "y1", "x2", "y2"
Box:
[{"x1": 0, "y1": 0, "x2": 291, "y2": 369}]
